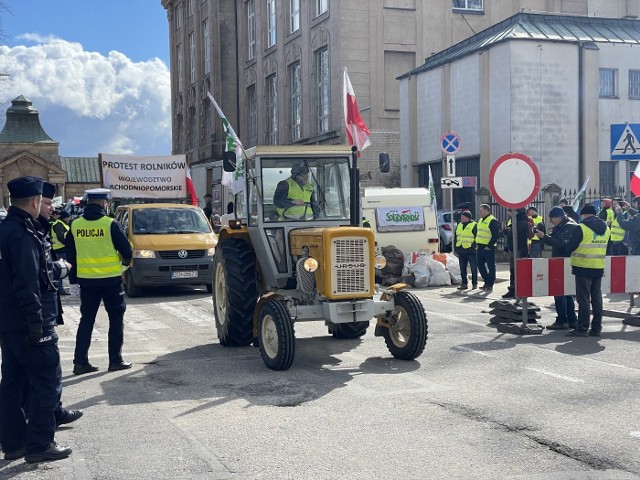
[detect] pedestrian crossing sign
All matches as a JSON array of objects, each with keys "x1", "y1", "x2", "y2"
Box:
[{"x1": 611, "y1": 123, "x2": 640, "y2": 160}]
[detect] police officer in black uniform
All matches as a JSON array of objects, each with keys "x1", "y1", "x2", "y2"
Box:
[
  {"x1": 0, "y1": 176, "x2": 72, "y2": 463},
  {"x1": 37, "y1": 182, "x2": 84, "y2": 427},
  {"x1": 66, "y1": 188, "x2": 133, "y2": 375}
]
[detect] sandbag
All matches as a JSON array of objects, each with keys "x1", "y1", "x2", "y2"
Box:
[
  {"x1": 429, "y1": 271, "x2": 452, "y2": 287},
  {"x1": 446, "y1": 253, "x2": 462, "y2": 285},
  {"x1": 381, "y1": 245, "x2": 405, "y2": 277}
]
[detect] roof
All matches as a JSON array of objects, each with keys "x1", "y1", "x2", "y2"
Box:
[
  {"x1": 60, "y1": 157, "x2": 100, "y2": 183},
  {"x1": 0, "y1": 95, "x2": 57, "y2": 144},
  {"x1": 398, "y1": 12, "x2": 640, "y2": 79}
]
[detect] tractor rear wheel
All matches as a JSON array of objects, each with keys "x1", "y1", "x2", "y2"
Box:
[
  {"x1": 329, "y1": 321, "x2": 370, "y2": 339},
  {"x1": 258, "y1": 299, "x2": 295, "y2": 371},
  {"x1": 382, "y1": 291, "x2": 428, "y2": 360},
  {"x1": 213, "y1": 238, "x2": 259, "y2": 346}
]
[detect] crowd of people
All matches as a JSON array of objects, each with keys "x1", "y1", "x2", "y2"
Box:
[{"x1": 0, "y1": 177, "x2": 133, "y2": 464}]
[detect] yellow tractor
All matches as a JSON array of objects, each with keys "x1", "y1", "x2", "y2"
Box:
[{"x1": 213, "y1": 145, "x2": 428, "y2": 370}]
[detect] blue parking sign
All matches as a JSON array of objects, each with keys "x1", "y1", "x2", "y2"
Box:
[{"x1": 440, "y1": 132, "x2": 461, "y2": 155}]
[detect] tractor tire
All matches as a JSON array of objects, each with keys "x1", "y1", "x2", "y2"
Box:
[
  {"x1": 329, "y1": 321, "x2": 370, "y2": 339},
  {"x1": 124, "y1": 270, "x2": 142, "y2": 298},
  {"x1": 382, "y1": 291, "x2": 428, "y2": 360},
  {"x1": 213, "y1": 238, "x2": 259, "y2": 346},
  {"x1": 206, "y1": 283, "x2": 213, "y2": 293},
  {"x1": 258, "y1": 298, "x2": 295, "y2": 371}
]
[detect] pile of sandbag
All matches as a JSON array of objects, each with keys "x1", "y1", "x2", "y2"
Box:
[
  {"x1": 378, "y1": 245, "x2": 406, "y2": 286},
  {"x1": 402, "y1": 251, "x2": 462, "y2": 287}
]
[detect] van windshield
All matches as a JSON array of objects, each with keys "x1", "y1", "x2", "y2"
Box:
[{"x1": 132, "y1": 208, "x2": 212, "y2": 234}]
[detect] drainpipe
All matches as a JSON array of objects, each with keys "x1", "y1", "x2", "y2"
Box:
[{"x1": 578, "y1": 42, "x2": 584, "y2": 186}]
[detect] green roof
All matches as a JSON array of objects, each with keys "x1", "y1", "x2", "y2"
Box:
[
  {"x1": 0, "y1": 95, "x2": 56, "y2": 144},
  {"x1": 61, "y1": 157, "x2": 100, "y2": 183},
  {"x1": 398, "y1": 12, "x2": 640, "y2": 79}
]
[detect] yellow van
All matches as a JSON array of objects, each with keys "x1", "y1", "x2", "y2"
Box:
[{"x1": 114, "y1": 203, "x2": 217, "y2": 297}]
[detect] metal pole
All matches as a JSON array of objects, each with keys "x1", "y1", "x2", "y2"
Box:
[
  {"x1": 350, "y1": 146, "x2": 360, "y2": 226},
  {"x1": 511, "y1": 209, "x2": 527, "y2": 327},
  {"x1": 450, "y1": 189, "x2": 454, "y2": 243}
]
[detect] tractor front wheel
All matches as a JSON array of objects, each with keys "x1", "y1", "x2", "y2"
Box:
[
  {"x1": 258, "y1": 299, "x2": 295, "y2": 371},
  {"x1": 382, "y1": 291, "x2": 428, "y2": 360}
]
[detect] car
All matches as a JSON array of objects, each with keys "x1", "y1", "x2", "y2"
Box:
[
  {"x1": 114, "y1": 203, "x2": 217, "y2": 297},
  {"x1": 437, "y1": 210, "x2": 455, "y2": 252},
  {"x1": 0, "y1": 208, "x2": 6, "y2": 224}
]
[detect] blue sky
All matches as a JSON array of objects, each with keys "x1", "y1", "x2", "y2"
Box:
[{"x1": 0, "y1": 0, "x2": 172, "y2": 156}]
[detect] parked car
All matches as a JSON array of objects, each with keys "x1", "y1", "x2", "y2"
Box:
[
  {"x1": 0, "y1": 208, "x2": 6, "y2": 224},
  {"x1": 437, "y1": 210, "x2": 455, "y2": 252}
]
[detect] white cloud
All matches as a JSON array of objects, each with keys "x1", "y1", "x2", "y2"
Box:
[{"x1": 0, "y1": 34, "x2": 171, "y2": 156}]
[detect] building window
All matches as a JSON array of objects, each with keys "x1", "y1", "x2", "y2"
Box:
[
  {"x1": 267, "y1": 0, "x2": 277, "y2": 48},
  {"x1": 188, "y1": 0, "x2": 194, "y2": 17},
  {"x1": 630, "y1": 70, "x2": 640, "y2": 99},
  {"x1": 203, "y1": 20, "x2": 211, "y2": 75},
  {"x1": 189, "y1": 33, "x2": 196, "y2": 86},
  {"x1": 247, "y1": 84, "x2": 257, "y2": 147},
  {"x1": 599, "y1": 162, "x2": 616, "y2": 195},
  {"x1": 289, "y1": 62, "x2": 302, "y2": 141},
  {"x1": 289, "y1": 0, "x2": 300, "y2": 34},
  {"x1": 203, "y1": 100, "x2": 211, "y2": 144},
  {"x1": 247, "y1": 0, "x2": 256, "y2": 60},
  {"x1": 175, "y1": 5, "x2": 182, "y2": 30},
  {"x1": 177, "y1": 44, "x2": 183, "y2": 94},
  {"x1": 266, "y1": 74, "x2": 278, "y2": 145},
  {"x1": 600, "y1": 68, "x2": 617, "y2": 98},
  {"x1": 315, "y1": 47, "x2": 329, "y2": 134},
  {"x1": 315, "y1": 0, "x2": 327, "y2": 16},
  {"x1": 452, "y1": 0, "x2": 483, "y2": 11}
]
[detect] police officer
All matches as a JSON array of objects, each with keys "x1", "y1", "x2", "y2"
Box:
[
  {"x1": 475, "y1": 204, "x2": 500, "y2": 292},
  {"x1": 37, "y1": 182, "x2": 83, "y2": 427},
  {"x1": 66, "y1": 188, "x2": 133, "y2": 375},
  {"x1": 51, "y1": 210, "x2": 70, "y2": 258},
  {"x1": 273, "y1": 163, "x2": 319, "y2": 220},
  {"x1": 0, "y1": 176, "x2": 72, "y2": 463},
  {"x1": 563, "y1": 204, "x2": 610, "y2": 337},
  {"x1": 454, "y1": 211, "x2": 478, "y2": 290}
]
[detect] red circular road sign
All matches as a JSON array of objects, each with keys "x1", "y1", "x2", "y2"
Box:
[{"x1": 489, "y1": 153, "x2": 540, "y2": 209}]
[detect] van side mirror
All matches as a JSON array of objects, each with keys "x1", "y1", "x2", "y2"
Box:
[
  {"x1": 379, "y1": 153, "x2": 390, "y2": 173},
  {"x1": 223, "y1": 151, "x2": 237, "y2": 172}
]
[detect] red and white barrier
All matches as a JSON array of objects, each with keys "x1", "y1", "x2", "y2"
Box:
[{"x1": 515, "y1": 256, "x2": 640, "y2": 298}]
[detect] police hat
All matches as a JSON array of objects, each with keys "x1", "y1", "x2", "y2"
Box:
[
  {"x1": 7, "y1": 176, "x2": 44, "y2": 199},
  {"x1": 42, "y1": 181, "x2": 56, "y2": 199},
  {"x1": 291, "y1": 163, "x2": 309, "y2": 177},
  {"x1": 84, "y1": 188, "x2": 111, "y2": 200}
]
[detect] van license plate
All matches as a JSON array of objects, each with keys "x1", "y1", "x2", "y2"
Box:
[{"x1": 171, "y1": 271, "x2": 198, "y2": 279}]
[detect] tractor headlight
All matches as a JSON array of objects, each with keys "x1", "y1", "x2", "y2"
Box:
[
  {"x1": 303, "y1": 257, "x2": 319, "y2": 272},
  {"x1": 374, "y1": 255, "x2": 387, "y2": 270},
  {"x1": 133, "y1": 249, "x2": 156, "y2": 259},
  {"x1": 206, "y1": 247, "x2": 215, "y2": 256}
]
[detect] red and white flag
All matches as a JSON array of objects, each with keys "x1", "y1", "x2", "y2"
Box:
[
  {"x1": 343, "y1": 68, "x2": 371, "y2": 152},
  {"x1": 185, "y1": 166, "x2": 198, "y2": 206},
  {"x1": 631, "y1": 163, "x2": 640, "y2": 197}
]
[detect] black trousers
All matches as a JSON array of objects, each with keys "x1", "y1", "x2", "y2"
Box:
[
  {"x1": 74, "y1": 283, "x2": 126, "y2": 366},
  {"x1": 458, "y1": 252, "x2": 478, "y2": 286},
  {"x1": 0, "y1": 330, "x2": 61, "y2": 454},
  {"x1": 575, "y1": 275, "x2": 603, "y2": 333}
]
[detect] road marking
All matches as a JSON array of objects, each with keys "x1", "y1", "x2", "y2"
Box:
[
  {"x1": 524, "y1": 367, "x2": 584, "y2": 383},
  {"x1": 451, "y1": 345, "x2": 497, "y2": 358}
]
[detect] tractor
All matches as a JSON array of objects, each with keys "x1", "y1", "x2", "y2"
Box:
[{"x1": 212, "y1": 145, "x2": 428, "y2": 370}]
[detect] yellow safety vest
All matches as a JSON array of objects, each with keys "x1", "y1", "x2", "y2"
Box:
[
  {"x1": 51, "y1": 219, "x2": 69, "y2": 251},
  {"x1": 530, "y1": 215, "x2": 543, "y2": 242},
  {"x1": 455, "y1": 221, "x2": 476, "y2": 249},
  {"x1": 571, "y1": 223, "x2": 611, "y2": 269},
  {"x1": 277, "y1": 177, "x2": 314, "y2": 220},
  {"x1": 72, "y1": 216, "x2": 122, "y2": 279},
  {"x1": 610, "y1": 216, "x2": 625, "y2": 242},
  {"x1": 476, "y1": 214, "x2": 495, "y2": 245}
]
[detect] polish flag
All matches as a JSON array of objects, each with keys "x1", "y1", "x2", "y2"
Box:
[
  {"x1": 185, "y1": 166, "x2": 198, "y2": 206},
  {"x1": 631, "y1": 163, "x2": 640, "y2": 197},
  {"x1": 343, "y1": 68, "x2": 371, "y2": 152}
]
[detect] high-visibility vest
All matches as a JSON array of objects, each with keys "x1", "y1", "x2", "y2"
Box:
[
  {"x1": 51, "y1": 219, "x2": 69, "y2": 251},
  {"x1": 72, "y1": 216, "x2": 122, "y2": 279},
  {"x1": 610, "y1": 215, "x2": 625, "y2": 242},
  {"x1": 455, "y1": 221, "x2": 476, "y2": 249},
  {"x1": 571, "y1": 223, "x2": 610, "y2": 269},
  {"x1": 530, "y1": 215, "x2": 543, "y2": 242},
  {"x1": 476, "y1": 215, "x2": 495, "y2": 245},
  {"x1": 277, "y1": 177, "x2": 314, "y2": 220}
]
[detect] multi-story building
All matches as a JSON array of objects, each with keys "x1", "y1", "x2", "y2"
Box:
[{"x1": 161, "y1": 0, "x2": 638, "y2": 212}]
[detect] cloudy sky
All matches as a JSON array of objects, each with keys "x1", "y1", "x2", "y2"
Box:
[{"x1": 0, "y1": 1, "x2": 172, "y2": 156}]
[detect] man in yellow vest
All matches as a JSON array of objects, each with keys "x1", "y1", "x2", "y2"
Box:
[
  {"x1": 66, "y1": 189, "x2": 133, "y2": 374},
  {"x1": 614, "y1": 198, "x2": 640, "y2": 255},
  {"x1": 273, "y1": 163, "x2": 318, "y2": 221},
  {"x1": 454, "y1": 211, "x2": 478, "y2": 290},
  {"x1": 475, "y1": 204, "x2": 500, "y2": 292},
  {"x1": 563, "y1": 204, "x2": 610, "y2": 337},
  {"x1": 608, "y1": 198, "x2": 628, "y2": 255},
  {"x1": 527, "y1": 206, "x2": 545, "y2": 258}
]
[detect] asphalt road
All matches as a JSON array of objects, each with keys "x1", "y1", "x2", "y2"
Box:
[{"x1": 2, "y1": 281, "x2": 640, "y2": 480}]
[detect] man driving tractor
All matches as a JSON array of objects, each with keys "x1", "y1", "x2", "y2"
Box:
[{"x1": 273, "y1": 162, "x2": 319, "y2": 220}]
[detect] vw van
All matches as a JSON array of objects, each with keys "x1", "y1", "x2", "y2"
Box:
[{"x1": 115, "y1": 203, "x2": 217, "y2": 297}]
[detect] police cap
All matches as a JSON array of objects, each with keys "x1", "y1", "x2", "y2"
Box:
[
  {"x1": 7, "y1": 176, "x2": 44, "y2": 199},
  {"x1": 42, "y1": 181, "x2": 56, "y2": 199},
  {"x1": 84, "y1": 188, "x2": 111, "y2": 200}
]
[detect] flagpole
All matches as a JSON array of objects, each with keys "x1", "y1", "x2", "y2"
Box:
[{"x1": 350, "y1": 146, "x2": 360, "y2": 227}]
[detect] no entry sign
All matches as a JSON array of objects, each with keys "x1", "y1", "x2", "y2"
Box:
[{"x1": 489, "y1": 153, "x2": 540, "y2": 209}]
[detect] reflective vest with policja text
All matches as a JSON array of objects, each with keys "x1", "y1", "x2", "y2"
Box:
[
  {"x1": 570, "y1": 223, "x2": 611, "y2": 270},
  {"x1": 72, "y1": 216, "x2": 122, "y2": 279}
]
